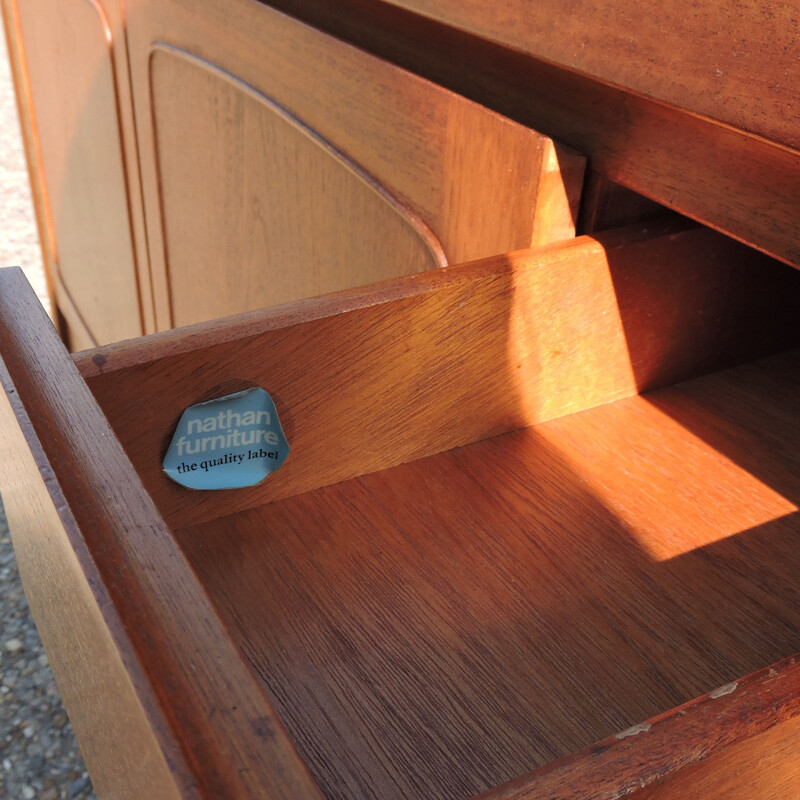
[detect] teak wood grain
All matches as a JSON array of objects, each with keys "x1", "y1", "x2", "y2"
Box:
[
  {"x1": 0, "y1": 269, "x2": 325, "y2": 800},
  {"x1": 176, "y1": 349, "x2": 800, "y2": 800},
  {"x1": 0, "y1": 363, "x2": 185, "y2": 800},
  {"x1": 389, "y1": 0, "x2": 799, "y2": 151},
  {"x1": 259, "y1": 0, "x2": 800, "y2": 268},
  {"x1": 76, "y1": 222, "x2": 800, "y2": 529},
  {"x1": 0, "y1": 0, "x2": 148, "y2": 347},
  {"x1": 124, "y1": 0, "x2": 584, "y2": 330},
  {"x1": 149, "y1": 45, "x2": 443, "y2": 327}
]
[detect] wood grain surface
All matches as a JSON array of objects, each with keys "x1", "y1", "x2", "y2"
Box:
[
  {"x1": 125, "y1": 0, "x2": 584, "y2": 330},
  {"x1": 577, "y1": 174, "x2": 673, "y2": 235},
  {"x1": 388, "y1": 0, "x2": 799, "y2": 151},
  {"x1": 479, "y1": 657, "x2": 800, "y2": 800},
  {"x1": 76, "y1": 223, "x2": 800, "y2": 529},
  {"x1": 176, "y1": 348, "x2": 800, "y2": 800},
  {"x1": 150, "y1": 45, "x2": 443, "y2": 327},
  {"x1": 0, "y1": 355, "x2": 186, "y2": 800},
  {"x1": 1, "y1": 0, "x2": 146, "y2": 347},
  {"x1": 0, "y1": 268, "x2": 325, "y2": 799},
  {"x1": 0, "y1": 0, "x2": 55, "y2": 320},
  {"x1": 93, "y1": 0, "x2": 156, "y2": 335},
  {"x1": 257, "y1": 0, "x2": 800, "y2": 268},
  {"x1": 633, "y1": 708, "x2": 800, "y2": 800}
]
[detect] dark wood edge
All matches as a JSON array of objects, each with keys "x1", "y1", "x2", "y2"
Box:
[
  {"x1": 0, "y1": 268, "x2": 325, "y2": 800},
  {"x1": 474, "y1": 654, "x2": 800, "y2": 800}
]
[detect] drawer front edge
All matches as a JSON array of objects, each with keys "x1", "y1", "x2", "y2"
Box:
[{"x1": 0, "y1": 365, "x2": 188, "y2": 800}]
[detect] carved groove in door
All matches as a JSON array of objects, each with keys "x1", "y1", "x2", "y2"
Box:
[{"x1": 150, "y1": 46, "x2": 445, "y2": 327}]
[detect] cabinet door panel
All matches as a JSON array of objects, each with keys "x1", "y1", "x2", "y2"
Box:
[{"x1": 8, "y1": 0, "x2": 143, "y2": 346}]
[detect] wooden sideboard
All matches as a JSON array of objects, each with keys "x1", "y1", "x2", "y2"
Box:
[
  {"x1": 2, "y1": 1, "x2": 800, "y2": 799},
  {"x1": 2, "y1": 0, "x2": 585, "y2": 348}
]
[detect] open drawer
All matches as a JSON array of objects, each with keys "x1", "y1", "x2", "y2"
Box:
[{"x1": 2, "y1": 221, "x2": 800, "y2": 800}]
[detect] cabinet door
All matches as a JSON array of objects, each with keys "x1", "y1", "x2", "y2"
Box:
[
  {"x1": 2, "y1": 0, "x2": 150, "y2": 348},
  {"x1": 125, "y1": 0, "x2": 584, "y2": 330}
]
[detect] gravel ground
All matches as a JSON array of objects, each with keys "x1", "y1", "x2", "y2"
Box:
[{"x1": 1, "y1": 17, "x2": 96, "y2": 800}]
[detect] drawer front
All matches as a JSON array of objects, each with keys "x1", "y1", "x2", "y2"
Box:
[
  {"x1": 2, "y1": 0, "x2": 149, "y2": 348},
  {"x1": 0, "y1": 268, "x2": 327, "y2": 799}
]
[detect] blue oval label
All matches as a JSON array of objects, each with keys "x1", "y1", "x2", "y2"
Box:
[{"x1": 163, "y1": 387, "x2": 290, "y2": 490}]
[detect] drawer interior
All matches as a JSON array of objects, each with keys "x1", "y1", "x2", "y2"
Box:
[
  {"x1": 174, "y1": 348, "x2": 800, "y2": 800},
  {"x1": 2, "y1": 220, "x2": 800, "y2": 799}
]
